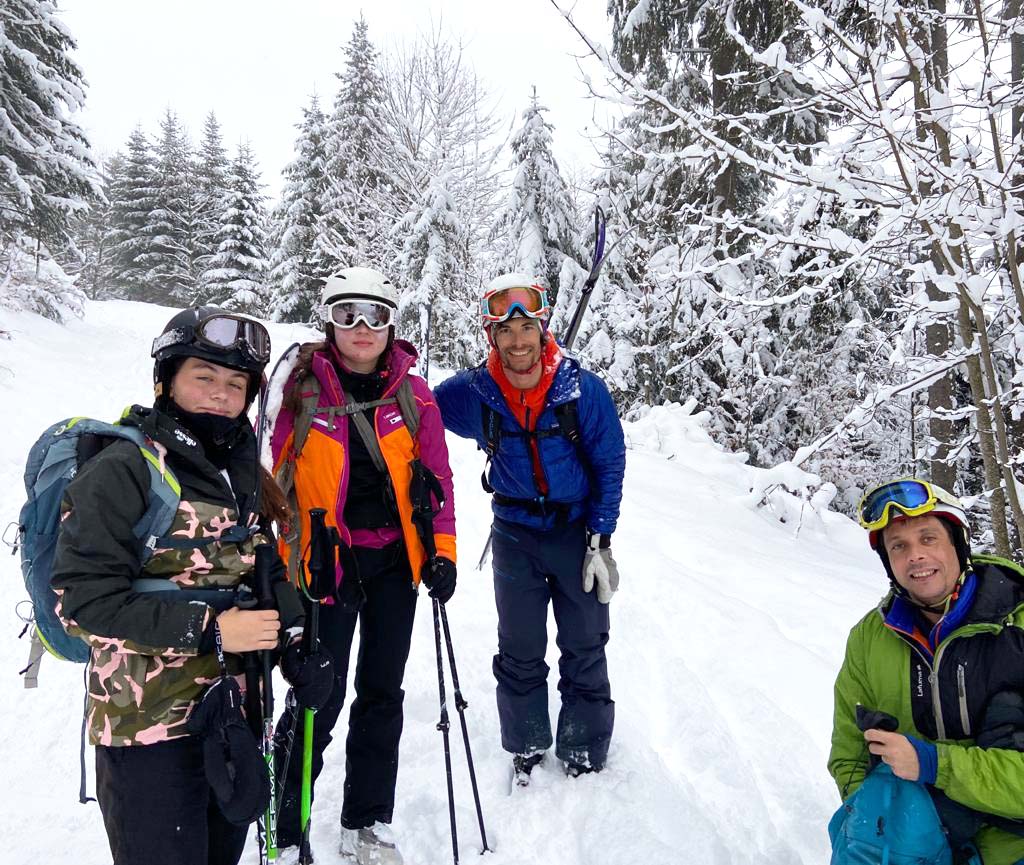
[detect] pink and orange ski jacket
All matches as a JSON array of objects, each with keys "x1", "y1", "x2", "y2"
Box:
[{"x1": 270, "y1": 339, "x2": 456, "y2": 591}]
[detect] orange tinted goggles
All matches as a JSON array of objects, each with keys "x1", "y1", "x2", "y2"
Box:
[{"x1": 480, "y1": 286, "x2": 550, "y2": 322}]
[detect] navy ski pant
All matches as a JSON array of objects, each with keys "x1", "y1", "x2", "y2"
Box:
[
  {"x1": 95, "y1": 737, "x2": 248, "y2": 865},
  {"x1": 274, "y1": 541, "x2": 416, "y2": 843},
  {"x1": 490, "y1": 516, "x2": 614, "y2": 769}
]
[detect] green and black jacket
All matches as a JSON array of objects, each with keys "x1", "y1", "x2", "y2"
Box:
[
  {"x1": 52, "y1": 405, "x2": 303, "y2": 747},
  {"x1": 829, "y1": 554, "x2": 1024, "y2": 865}
]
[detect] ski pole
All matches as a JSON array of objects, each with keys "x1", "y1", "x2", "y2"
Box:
[
  {"x1": 254, "y1": 544, "x2": 280, "y2": 865},
  {"x1": 423, "y1": 303, "x2": 433, "y2": 385},
  {"x1": 439, "y1": 603, "x2": 489, "y2": 853},
  {"x1": 433, "y1": 597, "x2": 459, "y2": 865},
  {"x1": 275, "y1": 689, "x2": 300, "y2": 814},
  {"x1": 299, "y1": 508, "x2": 338, "y2": 865},
  {"x1": 407, "y1": 461, "x2": 462, "y2": 862}
]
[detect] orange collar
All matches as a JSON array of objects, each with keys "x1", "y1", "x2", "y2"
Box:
[{"x1": 487, "y1": 339, "x2": 562, "y2": 431}]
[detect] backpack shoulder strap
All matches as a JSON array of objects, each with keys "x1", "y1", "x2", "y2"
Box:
[
  {"x1": 481, "y1": 403, "x2": 501, "y2": 457},
  {"x1": 396, "y1": 378, "x2": 420, "y2": 442},
  {"x1": 291, "y1": 373, "x2": 323, "y2": 461},
  {"x1": 343, "y1": 378, "x2": 422, "y2": 471},
  {"x1": 110, "y1": 426, "x2": 182, "y2": 560},
  {"x1": 554, "y1": 400, "x2": 582, "y2": 446}
]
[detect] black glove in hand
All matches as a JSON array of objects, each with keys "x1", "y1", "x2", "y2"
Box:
[
  {"x1": 422, "y1": 556, "x2": 457, "y2": 604},
  {"x1": 281, "y1": 642, "x2": 335, "y2": 711}
]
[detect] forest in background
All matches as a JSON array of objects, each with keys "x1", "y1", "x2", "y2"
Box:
[{"x1": 2, "y1": 0, "x2": 1023, "y2": 553}]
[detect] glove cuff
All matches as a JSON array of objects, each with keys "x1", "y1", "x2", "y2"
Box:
[{"x1": 587, "y1": 531, "x2": 611, "y2": 551}]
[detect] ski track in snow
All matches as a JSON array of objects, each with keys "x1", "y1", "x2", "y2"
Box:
[{"x1": 0, "y1": 300, "x2": 886, "y2": 864}]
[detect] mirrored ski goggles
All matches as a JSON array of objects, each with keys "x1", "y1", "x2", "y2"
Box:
[
  {"x1": 151, "y1": 314, "x2": 271, "y2": 363},
  {"x1": 480, "y1": 285, "x2": 550, "y2": 324},
  {"x1": 319, "y1": 299, "x2": 396, "y2": 331},
  {"x1": 858, "y1": 479, "x2": 952, "y2": 531}
]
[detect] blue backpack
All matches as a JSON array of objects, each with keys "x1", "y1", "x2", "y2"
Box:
[
  {"x1": 15, "y1": 417, "x2": 180, "y2": 680},
  {"x1": 829, "y1": 764, "x2": 954, "y2": 865}
]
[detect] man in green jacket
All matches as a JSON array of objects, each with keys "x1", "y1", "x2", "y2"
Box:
[{"x1": 829, "y1": 478, "x2": 1024, "y2": 865}]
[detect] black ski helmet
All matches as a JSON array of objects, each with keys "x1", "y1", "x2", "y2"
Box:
[{"x1": 151, "y1": 306, "x2": 270, "y2": 409}]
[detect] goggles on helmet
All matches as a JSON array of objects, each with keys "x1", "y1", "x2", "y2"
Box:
[
  {"x1": 319, "y1": 299, "x2": 395, "y2": 331},
  {"x1": 480, "y1": 285, "x2": 550, "y2": 324},
  {"x1": 151, "y1": 313, "x2": 271, "y2": 365},
  {"x1": 858, "y1": 478, "x2": 962, "y2": 532}
]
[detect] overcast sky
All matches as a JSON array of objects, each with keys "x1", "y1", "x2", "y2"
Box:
[{"x1": 58, "y1": 0, "x2": 615, "y2": 199}]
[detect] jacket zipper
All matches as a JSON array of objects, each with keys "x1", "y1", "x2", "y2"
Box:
[
  {"x1": 886, "y1": 609, "x2": 1007, "y2": 741},
  {"x1": 929, "y1": 641, "x2": 949, "y2": 741},
  {"x1": 889, "y1": 627, "x2": 947, "y2": 740},
  {"x1": 957, "y1": 663, "x2": 971, "y2": 737}
]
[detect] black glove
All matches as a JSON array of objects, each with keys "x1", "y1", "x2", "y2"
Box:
[
  {"x1": 186, "y1": 676, "x2": 269, "y2": 826},
  {"x1": 281, "y1": 642, "x2": 335, "y2": 711},
  {"x1": 263, "y1": 551, "x2": 287, "y2": 585},
  {"x1": 422, "y1": 556, "x2": 457, "y2": 604},
  {"x1": 977, "y1": 690, "x2": 1024, "y2": 750}
]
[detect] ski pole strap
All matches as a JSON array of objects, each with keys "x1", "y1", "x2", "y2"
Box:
[
  {"x1": 213, "y1": 619, "x2": 227, "y2": 673},
  {"x1": 148, "y1": 523, "x2": 254, "y2": 552},
  {"x1": 130, "y1": 579, "x2": 246, "y2": 613}
]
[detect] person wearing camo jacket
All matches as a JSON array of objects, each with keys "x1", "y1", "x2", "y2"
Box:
[{"x1": 51, "y1": 307, "x2": 333, "y2": 865}]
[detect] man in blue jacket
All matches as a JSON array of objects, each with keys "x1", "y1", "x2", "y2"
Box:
[{"x1": 435, "y1": 273, "x2": 626, "y2": 783}]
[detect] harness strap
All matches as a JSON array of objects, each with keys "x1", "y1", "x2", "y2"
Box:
[
  {"x1": 22, "y1": 631, "x2": 44, "y2": 689},
  {"x1": 491, "y1": 492, "x2": 576, "y2": 517},
  {"x1": 479, "y1": 401, "x2": 585, "y2": 497},
  {"x1": 343, "y1": 395, "x2": 390, "y2": 475},
  {"x1": 78, "y1": 664, "x2": 95, "y2": 804}
]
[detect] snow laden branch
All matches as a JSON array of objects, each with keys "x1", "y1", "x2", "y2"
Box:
[{"x1": 557, "y1": 0, "x2": 1024, "y2": 550}]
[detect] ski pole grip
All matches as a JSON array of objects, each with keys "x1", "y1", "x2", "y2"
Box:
[
  {"x1": 306, "y1": 508, "x2": 336, "y2": 603},
  {"x1": 253, "y1": 543, "x2": 278, "y2": 611}
]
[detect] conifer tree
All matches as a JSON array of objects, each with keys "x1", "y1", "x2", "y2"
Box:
[
  {"x1": 106, "y1": 126, "x2": 159, "y2": 300},
  {"x1": 203, "y1": 143, "x2": 268, "y2": 314},
  {"x1": 609, "y1": 0, "x2": 825, "y2": 257},
  {"x1": 0, "y1": 0, "x2": 99, "y2": 319},
  {"x1": 267, "y1": 95, "x2": 330, "y2": 322},
  {"x1": 321, "y1": 15, "x2": 389, "y2": 273},
  {"x1": 395, "y1": 171, "x2": 474, "y2": 368},
  {"x1": 70, "y1": 153, "x2": 123, "y2": 299},
  {"x1": 141, "y1": 110, "x2": 197, "y2": 303},
  {"x1": 194, "y1": 111, "x2": 231, "y2": 285},
  {"x1": 489, "y1": 89, "x2": 582, "y2": 306}
]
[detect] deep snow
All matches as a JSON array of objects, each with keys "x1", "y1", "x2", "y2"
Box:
[{"x1": 0, "y1": 300, "x2": 885, "y2": 864}]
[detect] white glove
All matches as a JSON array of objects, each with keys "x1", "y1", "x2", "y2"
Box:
[{"x1": 582, "y1": 532, "x2": 619, "y2": 604}]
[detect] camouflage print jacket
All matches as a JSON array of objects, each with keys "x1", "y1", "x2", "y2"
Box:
[{"x1": 52, "y1": 405, "x2": 303, "y2": 747}]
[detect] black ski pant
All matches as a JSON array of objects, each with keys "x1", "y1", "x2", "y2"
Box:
[
  {"x1": 274, "y1": 541, "x2": 417, "y2": 844},
  {"x1": 95, "y1": 737, "x2": 249, "y2": 865},
  {"x1": 491, "y1": 516, "x2": 614, "y2": 769}
]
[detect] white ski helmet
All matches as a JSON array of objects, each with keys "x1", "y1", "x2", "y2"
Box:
[
  {"x1": 321, "y1": 267, "x2": 399, "y2": 309},
  {"x1": 484, "y1": 272, "x2": 544, "y2": 296}
]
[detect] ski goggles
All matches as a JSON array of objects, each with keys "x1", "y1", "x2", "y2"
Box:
[
  {"x1": 857, "y1": 479, "x2": 958, "y2": 531},
  {"x1": 319, "y1": 299, "x2": 395, "y2": 331},
  {"x1": 151, "y1": 313, "x2": 271, "y2": 364},
  {"x1": 480, "y1": 285, "x2": 550, "y2": 324}
]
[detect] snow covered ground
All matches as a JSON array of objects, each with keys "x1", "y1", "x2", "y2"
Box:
[{"x1": 0, "y1": 300, "x2": 886, "y2": 864}]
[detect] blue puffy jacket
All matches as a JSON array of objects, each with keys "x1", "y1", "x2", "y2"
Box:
[{"x1": 435, "y1": 356, "x2": 625, "y2": 534}]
